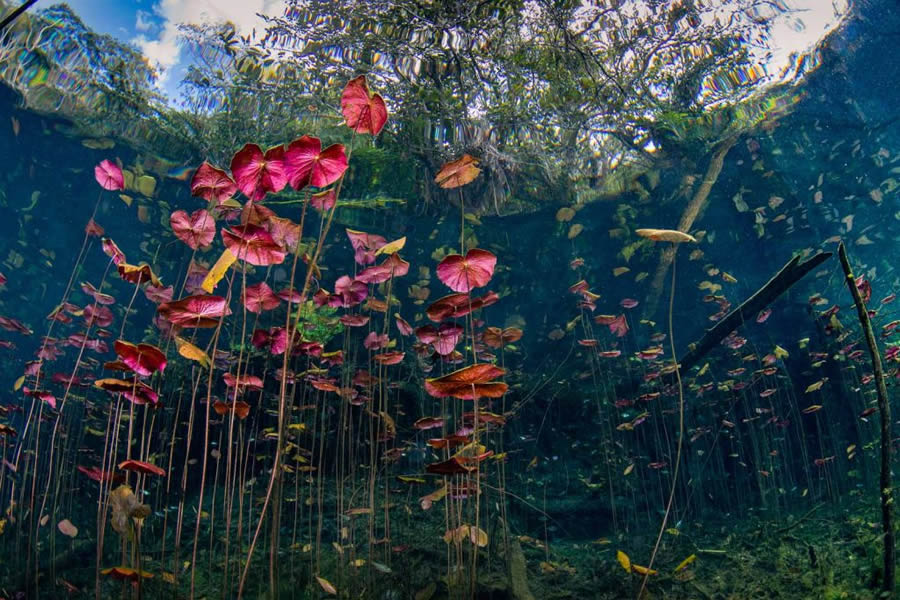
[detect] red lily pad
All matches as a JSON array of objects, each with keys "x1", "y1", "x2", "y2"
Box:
[
  {"x1": 310, "y1": 189, "x2": 336, "y2": 212},
  {"x1": 243, "y1": 281, "x2": 281, "y2": 313},
  {"x1": 157, "y1": 295, "x2": 231, "y2": 328},
  {"x1": 222, "y1": 224, "x2": 286, "y2": 266},
  {"x1": 284, "y1": 135, "x2": 348, "y2": 190},
  {"x1": 0, "y1": 316, "x2": 31, "y2": 335},
  {"x1": 81, "y1": 282, "x2": 115, "y2": 305},
  {"x1": 170, "y1": 209, "x2": 216, "y2": 250},
  {"x1": 223, "y1": 373, "x2": 264, "y2": 390},
  {"x1": 424, "y1": 363, "x2": 508, "y2": 399},
  {"x1": 436, "y1": 249, "x2": 496, "y2": 292},
  {"x1": 190, "y1": 161, "x2": 238, "y2": 204},
  {"x1": 114, "y1": 340, "x2": 167, "y2": 376},
  {"x1": 230, "y1": 144, "x2": 287, "y2": 201},
  {"x1": 101, "y1": 238, "x2": 126, "y2": 265},
  {"x1": 101, "y1": 566, "x2": 153, "y2": 582},
  {"x1": 356, "y1": 254, "x2": 410, "y2": 284},
  {"x1": 415, "y1": 323, "x2": 463, "y2": 356},
  {"x1": 77, "y1": 465, "x2": 122, "y2": 483},
  {"x1": 341, "y1": 75, "x2": 388, "y2": 136},
  {"x1": 426, "y1": 291, "x2": 499, "y2": 322},
  {"x1": 117, "y1": 263, "x2": 162, "y2": 287},
  {"x1": 93, "y1": 378, "x2": 159, "y2": 406},
  {"x1": 395, "y1": 314, "x2": 413, "y2": 336},
  {"x1": 339, "y1": 314, "x2": 370, "y2": 327},
  {"x1": 482, "y1": 327, "x2": 523, "y2": 348},
  {"x1": 85, "y1": 219, "x2": 104, "y2": 237},
  {"x1": 213, "y1": 400, "x2": 251, "y2": 420},
  {"x1": 94, "y1": 159, "x2": 124, "y2": 191},
  {"x1": 426, "y1": 457, "x2": 475, "y2": 475},
  {"x1": 346, "y1": 229, "x2": 387, "y2": 265},
  {"x1": 373, "y1": 351, "x2": 404, "y2": 365},
  {"x1": 118, "y1": 459, "x2": 166, "y2": 477},
  {"x1": 413, "y1": 416, "x2": 444, "y2": 431},
  {"x1": 251, "y1": 327, "x2": 288, "y2": 355},
  {"x1": 265, "y1": 215, "x2": 301, "y2": 252}
]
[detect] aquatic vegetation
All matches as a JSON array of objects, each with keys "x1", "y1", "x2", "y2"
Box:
[{"x1": 4, "y1": 2, "x2": 900, "y2": 600}]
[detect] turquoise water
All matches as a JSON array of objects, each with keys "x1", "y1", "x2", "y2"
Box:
[{"x1": 0, "y1": 1, "x2": 897, "y2": 599}]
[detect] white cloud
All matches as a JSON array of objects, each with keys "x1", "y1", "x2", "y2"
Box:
[
  {"x1": 134, "y1": 0, "x2": 284, "y2": 86},
  {"x1": 135, "y1": 10, "x2": 153, "y2": 33}
]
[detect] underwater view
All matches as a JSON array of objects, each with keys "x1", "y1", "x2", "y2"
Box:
[{"x1": 0, "y1": 0, "x2": 898, "y2": 598}]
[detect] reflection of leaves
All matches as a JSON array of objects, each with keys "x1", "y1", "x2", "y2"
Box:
[{"x1": 109, "y1": 485, "x2": 150, "y2": 540}]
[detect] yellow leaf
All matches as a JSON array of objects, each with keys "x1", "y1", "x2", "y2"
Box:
[
  {"x1": 674, "y1": 554, "x2": 697, "y2": 573},
  {"x1": 613, "y1": 266, "x2": 630, "y2": 277},
  {"x1": 316, "y1": 575, "x2": 337, "y2": 595},
  {"x1": 616, "y1": 550, "x2": 631, "y2": 573},
  {"x1": 201, "y1": 248, "x2": 237, "y2": 293},
  {"x1": 12, "y1": 375, "x2": 24, "y2": 392},
  {"x1": 175, "y1": 337, "x2": 210, "y2": 369},
  {"x1": 722, "y1": 272, "x2": 737, "y2": 283},
  {"x1": 805, "y1": 379, "x2": 826, "y2": 393},
  {"x1": 773, "y1": 345, "x2": 789, "y2": 359},
  {"x1": 375, "y1": 236, "x2": 406, "y2": 256},
  {"x1": 631, "y1": 564, "x2": 658, "y2": 576},
  {"x1": 623, "y1": 463, "x2": 635, "y2": 476},
  {"x1": 470, "y1": 526, "x2": 488, "y2": 547}
]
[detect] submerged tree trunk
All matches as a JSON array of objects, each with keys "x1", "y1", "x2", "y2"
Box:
[
  {"x1": 837, "y1": 242, "x2": 894, "y2": 596},
  {"x1": 644, "y1": 136, "x2": 738, "y2": 318},
  {"x1": 673, "y1": 252, "x2": 832, "y2": 373}
]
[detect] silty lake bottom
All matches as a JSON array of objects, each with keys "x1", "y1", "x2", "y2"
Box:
[{"x1": 0, "y1": 0, "x2": 898, "y2": 598}]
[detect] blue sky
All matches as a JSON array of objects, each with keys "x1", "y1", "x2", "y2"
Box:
[
  {"x1": 34, "y1": 0, "x2": 282, "y2": 101},
  {"x1": 31, "y1": 0, "x2": 849, "y2": 105}
]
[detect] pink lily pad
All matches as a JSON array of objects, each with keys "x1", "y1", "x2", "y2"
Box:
[
  {"x1": 436, "y1": 249, "x2": 497, "y2": 293},
  {"x1": 94, "y1": 160, "x2": 124, "y2": 191},
  {"x1": 190, "y1": 162, "x2": 238, "y2": 204},
  {"x1": 341, "y1": 75, "x2": 388, "y2": 136},
  {"x1": 284, "y1": 136, "x2": 348, "y2": 190},
  {"x1": 170, "y1": 209, "x2": 216, "y2": 250},
  {"x1": 230, "y1": 144, "x2": 287, "y2": 201}
]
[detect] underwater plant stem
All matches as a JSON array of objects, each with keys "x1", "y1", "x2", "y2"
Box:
[
  {"x1": 837, "y1": 242, "x2": 894, "y2": 595},
  {"x1": 640, "y1": 245, "x2": 683, "y2": 599}
]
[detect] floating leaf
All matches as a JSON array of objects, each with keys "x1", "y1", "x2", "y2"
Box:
[
  {"x1": 434, "y1": 155, "x2": 480, "y2": 189},
  {"x1": 436, "y1": 249, "x2": 497, "y2": 293},
  {"x1": 201, "y1": 248, "x2": 237, "y2": 293},
  {"x1": 673, "y1": 554, "x2": 697, "y2": 573},
  {"x1": 118, "y1": 460, "x2": 166, "y2": 477},
  {"x1": 175, "y1": 336, "x2": 210, "y2": 369},
  {"x1": 341, "y1": 75, "x2": 388, "y2": 135},
  {"x1": 170, "y1": 209, "x2": 216, "y2": 250},
  {"x1": 57, "y1": 519, "x2": 78, "y2": 538},
  {"x1": 94, "y1": 160, "x2": 124, "y2": 191},
  {"x1": 114, "y1": 340, "x2": 167, "y2": 376},
  {"x1": 230, "y1": 144, "x2": 287, "y2": 201},
  {"x1": 424, "y1": 363, "x2": 507, "y2": 400},
  {"x1": 375, "y1": 236, "x2": 406, "y2": 256},
  {"x1": 222, "y1": 225, "x2": 286, "y2": 266},
  {"x1": 316, "y1": 575, "x2": 337, "y2": 595},
  {"x1": 616, "y1": 550, "x2": 631, "y2": 572},
  {"x1": 190, "y1": 162, "x2": 237, "y2": 204},
  {"x1": 635, "y1": 228, "x2": 697, "y2": 243},
  {"x1": 157, "y1": 295, "x2": 231, "y2": 328},
  {"x1": 284, "y1": 136, "x2": 348, "y2": 190}
]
